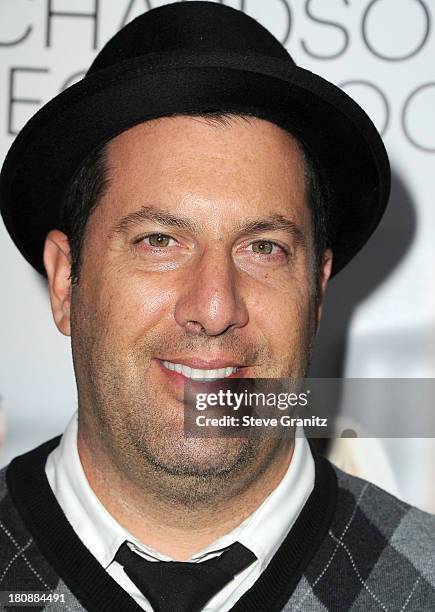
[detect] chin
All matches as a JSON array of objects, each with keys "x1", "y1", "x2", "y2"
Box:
[{"x1": 138, "y1": 433, "x2": 255, "y2": 478}]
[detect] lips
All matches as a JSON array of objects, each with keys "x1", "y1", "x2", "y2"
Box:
[{"x1": 161, "y1": 360, "x2": 239, "y2": 382}]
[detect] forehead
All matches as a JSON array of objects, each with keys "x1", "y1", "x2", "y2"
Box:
[{"x1": 97, "y1": 115, "x2": 309, "y2": 229}]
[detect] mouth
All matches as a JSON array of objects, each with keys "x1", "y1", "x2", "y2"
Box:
[{"x1": 160, "y1": 360, "x2": 241, "y2": 382}]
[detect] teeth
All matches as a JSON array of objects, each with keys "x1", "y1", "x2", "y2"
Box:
[{"x1": 162, "y1": 361, "x2": 238, "y2": 381}]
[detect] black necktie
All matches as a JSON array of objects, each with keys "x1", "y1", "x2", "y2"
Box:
[{"x1": 114, "y1": 541, "x2": 257, "y2": 612}]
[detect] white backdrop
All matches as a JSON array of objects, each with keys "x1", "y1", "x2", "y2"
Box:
[{"x1": 1, "y1": 0, "x2": 434, "y2": 511}]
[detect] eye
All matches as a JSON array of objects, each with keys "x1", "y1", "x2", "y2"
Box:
[
  {"x1": 143, "y1": 233, "x2": 176, "y2": 247},
  {"x1": 250, "y1": 240, "x2": 280, "y2": 255}
]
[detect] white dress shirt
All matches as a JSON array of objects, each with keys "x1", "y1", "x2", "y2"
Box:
[{"x1": 46, "y1": 413, "x2": 314, "y2": 611}]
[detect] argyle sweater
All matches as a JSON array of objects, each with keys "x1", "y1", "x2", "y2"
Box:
[{"x1": 1, "y1": 439, "x2": 434, "y2": 612}]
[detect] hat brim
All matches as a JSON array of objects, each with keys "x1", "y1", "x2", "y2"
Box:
[{"x1": 0, "y1": 50, "x2": 390, "y2": 276}]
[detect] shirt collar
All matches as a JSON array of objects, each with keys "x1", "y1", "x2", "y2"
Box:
[
  {"x1": 46, "y1": 413, "x2": 314, "y2": 570},
  {"x1": 46, "y1": 413, "x2": 157, "y2": 567}
]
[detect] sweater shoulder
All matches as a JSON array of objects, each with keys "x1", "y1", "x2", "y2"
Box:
[
  {"x1": 331, "y1": 463, "x2": 435, "y2": 577},
  {"x1": 0, "y1": 462, "x2": 6, "y2": 498},
  {"x1": 286, "y1": 462, "x2": 435, "y2": 611},
  {"x1": 0, "y1": 457, "x2": 62, "y2": 595},
  {"x1": 332, "y1": 462, "x2": 435, "y2": 532},
  {"x1": 0, "y1": 462, "x2": 22, "y2": 539}
]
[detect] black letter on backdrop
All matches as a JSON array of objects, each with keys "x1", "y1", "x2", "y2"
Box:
[
  {"x1": 46, "y1": 0, "x2": 99, "y2": 49},
  {"x1": 60, "y1": 71, "x2": 87, "y2": 91},
  {"x1": 239, "y1": 0, "x2": 291, "y2": 46},
  {"x1": 120, "y1": 0, "x2": 154, "y2": 28},
  {"x1": 362, "y1": 0, "x2": 430, "y2": 61},
  {"x1": 338, "y1": 80, "x2": 390, "y2": 136},
  {"x1": 120, "y1": 1, "x2": 291, "y2": 45},
  {"x1": 402, "y1": 83, "x2": 435, "y2": 152},
  {"x1": 278, "y1": 0, "x2": 292, "y2": 46},
  {"x1": 8, "y1": 67, "x2": 49, "y2": 136},
  {"x1": 301, "y1": 0, "x2": 350, "y2": 59},
  {"x1": 0, "y1": 1, "x2": 32, "y2": 47}
]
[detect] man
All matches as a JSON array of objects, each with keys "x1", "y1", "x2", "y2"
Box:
[{"x1": 0, "y1": 2, "x2": 434, "y2": 611}]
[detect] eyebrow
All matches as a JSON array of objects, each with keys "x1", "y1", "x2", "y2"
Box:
[
  {"x1": 110, "y1": 205, "x2": 305, "y2": 246},
  {"x1": 110, "y1": 205, "x2": 201, "y2": 236},
  {"x1": 233, "y1": 214, "x2": 305, "y2": 246}
]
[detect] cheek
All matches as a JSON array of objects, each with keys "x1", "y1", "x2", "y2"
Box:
[
  {"x1": 247, "y1": 280, "x2": 313, "y2": 350},
  {"x1": 112, "y1": 280, "x2": 177, "y2": 337},
  {"x1": 83, "y1": 265, "x2": 178, "y2": 343}
]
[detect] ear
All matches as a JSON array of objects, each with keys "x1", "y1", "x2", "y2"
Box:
[
  {"x1": 315, "y1": 248, "x2": 333, "y2": 328},
  {"x1": 43, "y1": 230, "x2": 73, "y2": 336}
]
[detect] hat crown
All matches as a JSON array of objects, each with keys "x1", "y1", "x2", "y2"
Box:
[{"x1": 88, "y1": 1, "x2": 292, "y2": 75}]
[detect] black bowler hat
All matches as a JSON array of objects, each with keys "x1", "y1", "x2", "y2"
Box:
[{"x1": 0, "y1": 1, "x2": 390, "y2": 277}]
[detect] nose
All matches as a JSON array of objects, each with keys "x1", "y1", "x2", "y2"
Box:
[{"x1": 174, "y1": 248, "x2": 249, "y2": 336}]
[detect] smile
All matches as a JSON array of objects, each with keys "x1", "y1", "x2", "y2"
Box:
[{"x1": 161, "y1": 360, "x2": 239, "y2": 382}]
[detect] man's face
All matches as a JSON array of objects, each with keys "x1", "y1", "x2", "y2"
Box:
[{"x1": 46, "y1": 115, "x2": 331, "y2": 502}]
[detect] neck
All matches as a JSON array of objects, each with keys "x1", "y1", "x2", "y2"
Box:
[{"x1": 77, "y1": 428, "x2": 294, "y2": 561}]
